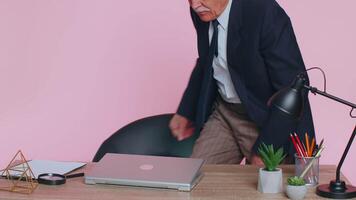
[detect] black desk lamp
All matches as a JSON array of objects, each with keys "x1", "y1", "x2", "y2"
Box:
[{"x1": 268, "y1": 70, "x2": 356, "y2": 199}]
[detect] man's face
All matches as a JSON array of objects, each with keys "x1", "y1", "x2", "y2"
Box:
[{"x1": 188, "y1": 0, "x2": 229, "y2": 22}]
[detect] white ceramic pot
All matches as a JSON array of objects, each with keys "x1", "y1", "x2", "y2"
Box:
[
  {"x1": 286, "y1": 185, "x2": 307, "y2": 200},
  {"x1": 257, "y1": 168, "x2": 283, "y2": 193}
]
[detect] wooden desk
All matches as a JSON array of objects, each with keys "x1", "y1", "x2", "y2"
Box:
[{"x1": 0, "y1": 164, "x2": 351, "y2": 200}]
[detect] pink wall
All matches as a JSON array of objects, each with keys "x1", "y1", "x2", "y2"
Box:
[{"x1": 0, "y1": 0, "x2": 355, "y2": 184}]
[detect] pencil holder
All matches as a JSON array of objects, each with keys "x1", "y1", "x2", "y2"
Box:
[{"x1": 294, "y1": 153, "x2": 320, "y2": 186}]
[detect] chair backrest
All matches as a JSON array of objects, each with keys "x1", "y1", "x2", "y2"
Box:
[{"x1": 92, "y1": 114, "x2": 198, "y2": 162}]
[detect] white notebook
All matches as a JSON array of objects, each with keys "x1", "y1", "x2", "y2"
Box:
[{"x1": 1, "y1": 160, "x2": 86, "y2": 179}]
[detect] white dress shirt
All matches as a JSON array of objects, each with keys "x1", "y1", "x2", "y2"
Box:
[{"x1": 209, "y1": 0, "x2": 241, "y2": 104}]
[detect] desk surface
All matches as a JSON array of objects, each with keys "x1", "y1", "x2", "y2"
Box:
[{"x1": 0, "y1": 164, "x2": 350, "y2": 200}]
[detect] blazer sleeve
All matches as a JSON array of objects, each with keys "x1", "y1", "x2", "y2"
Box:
[
  {"x1": 177, "y1": 59, "x2": 203, "y2": 122},
  {"x1": 260, "y1": 1, "x2": 306, "y2": 90},
  {"x1": 176, "y1": 8, "x2": 205, "y2": 122},
  {"x1": 252, "y1": 1, "x2": 312, "y2": 153}
]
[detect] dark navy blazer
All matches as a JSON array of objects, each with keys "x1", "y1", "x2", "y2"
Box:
[{"x1": 177, "y1": 0, "x2": 315, "y2": 155}]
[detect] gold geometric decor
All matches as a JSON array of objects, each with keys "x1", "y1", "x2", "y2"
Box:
[{"x1": 0, "y1": 150, "x2": 38, "y2": 194}]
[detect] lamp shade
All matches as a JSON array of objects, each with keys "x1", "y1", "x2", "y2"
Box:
[{"x1": 268, "y1": 74, "x2": 307, "y2": 119}]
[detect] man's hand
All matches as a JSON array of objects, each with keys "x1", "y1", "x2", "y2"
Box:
[
  {"x1": 169, "y1": 114, "x2": 195, "y2": 141},
  {"x1": 250, "y1": 154, "x2": 264, "y2": 167}
]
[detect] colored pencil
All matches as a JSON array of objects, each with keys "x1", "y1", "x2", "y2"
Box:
[
  {"x1": 319, "y1": 138, "x2": 324, "y2": 149},
  {"x1": 290, "y1": 134, "x2": 303, "y2": 157},
  {"x1": 305, "y1": 133, "x2": 310, "y2": 156},
  {"x1": 294, "y1": 133, "x2": 307, "y2": 157},
  {"x1": 310, "y1": 137, "x2": 315, "y2": 156}
]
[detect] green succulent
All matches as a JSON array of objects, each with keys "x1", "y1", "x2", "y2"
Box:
[
  {"x1": 258, "y1": 143, "x2": 286, "y2": 171},
  {"x1": 287, "y1": 176, "x2": 306, "y2": 186}
]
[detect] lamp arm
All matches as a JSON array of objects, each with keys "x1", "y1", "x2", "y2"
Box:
[
  {"x1": 303, "y1": 85, "x2": 356, "y2": 109},
  {"x1": 303, "y1": 84, "x2": 356, "y2": 183}
]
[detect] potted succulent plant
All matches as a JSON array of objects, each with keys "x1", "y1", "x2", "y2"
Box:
[
  {"x1": 286, "y1": 176, "x2": 307, "y2": 200},
  {"x1": 257, "y1": 143, "x2": 286, "y2": 193}
]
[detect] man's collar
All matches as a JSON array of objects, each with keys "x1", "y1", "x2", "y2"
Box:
[{"x1": 216, "y1": 0, "x2": 232, "y2": 30}]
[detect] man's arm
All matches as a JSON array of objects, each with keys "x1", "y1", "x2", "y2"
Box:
[
  {"x1": 170, "y1": 59, "x2": 203, "y2": 140},
  {"x1": 170, "y1": 7, "x2": 207, "y2": 140},
  {"x1": 176, "y1": 59, "x2": 204, "y2": 120},
  {"x1": 175, "y1": 8, "x2": 207, "y2": 121},
  {"x1": 260, "y1": 1, "x2": 306, "y2": 91},
  {"x1": 252, "y1": 1, "x2": 311, "y2": 153}
]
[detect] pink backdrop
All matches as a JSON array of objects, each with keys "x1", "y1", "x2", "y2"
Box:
[{"x1": 0, "y1": 0, "x2": 355, "y2": 184}]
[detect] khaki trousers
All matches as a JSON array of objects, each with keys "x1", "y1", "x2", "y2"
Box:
[{"x1": 191, "y1": 97, "x2": 259, "y2": 164}]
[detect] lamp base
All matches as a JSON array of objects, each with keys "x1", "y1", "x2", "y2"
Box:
[{"x1": 316, "y1": 180, "x2": 356, "y2": 199}]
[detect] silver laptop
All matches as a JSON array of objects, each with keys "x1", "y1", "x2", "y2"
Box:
[{"x1": 85, "y1": 153, "x2": 204, "y2": 191}]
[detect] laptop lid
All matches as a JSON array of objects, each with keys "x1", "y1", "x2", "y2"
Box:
[{"x1": 85, "y1": 153, "x2": 204, "y2": 191}]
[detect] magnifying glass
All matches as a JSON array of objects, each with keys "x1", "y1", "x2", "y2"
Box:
[{"x1": 37, "y1": 173, "x2": 84, "y2": 185}]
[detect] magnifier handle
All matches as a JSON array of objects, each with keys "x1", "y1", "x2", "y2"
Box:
[{"x1": 66, "y1": 173, "x2": 84, "y2": 179}]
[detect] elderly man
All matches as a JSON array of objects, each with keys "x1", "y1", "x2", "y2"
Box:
[{"x1": 170, "y1": 0, "x2": 315, "y2": 165}]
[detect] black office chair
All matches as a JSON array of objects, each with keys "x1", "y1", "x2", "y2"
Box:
[{"x1": 92, "y1": 114, "x2": 198, "y2": 162}]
